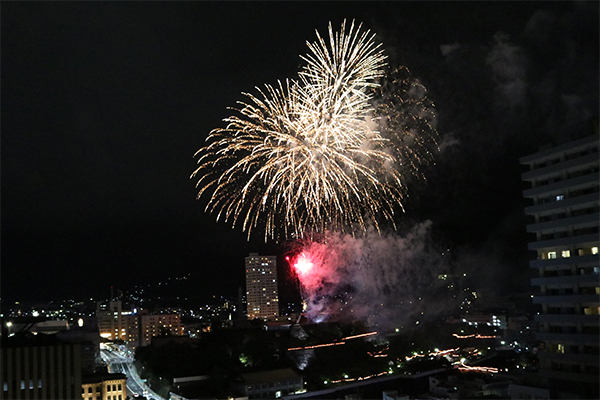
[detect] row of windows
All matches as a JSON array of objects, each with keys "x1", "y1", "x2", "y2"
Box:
[
  {"x1": 541, "y1": 248, "x2": 599, "y2": 259},
  {"x1": 246, "y1": 263, "x2": 276, "y2": 268},
  {"x1": 531, "y1": 148, "x2": 598, "y2": 170},
  {"x1": 83, "y1": 396, "x2": 122, "y2": 400},
  {"x1": 83, "y1": 384, "x2": 122, "y2": 393},
  {"x1": 551, "y1": 343, "x2": 600, "y2": 355},
  {"x1": 533, "y1": 165, "x2": 599, "y2": 186},
  {"x1": 541, "y1": 267, "x2": 599, "y2": 278},
  {"x1": 546, "y1": 304, "x2": 600, "y2": 314},
  {"x1": 536, "y1": 186, "x2": 599, "y2": 204},
  {"x1": 3, "y1": 380, "x2": 42, "y2": 390},
  {"x1": 547, "y1": 325, "x2": 599, "y2": 335},
  {"x1": 550, "y1": 362, "x2": 600, "y2": 375},
  {"x1": 537, "y1": 206, "x2": 599, "y2": 223},
  {"x1": 539, "y1": 226, "x2": 600, "y2": 241}
]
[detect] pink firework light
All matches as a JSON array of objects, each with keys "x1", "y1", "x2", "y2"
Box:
[
  {"x1": 286, "y1": 244, "x2": 347, "y2": 322},
  {"x1": 289, "y1": 252, "x2": 320, "y2": 291},
  {"x1": 292, "y1": 253, "x2": 314, "y2": 277}
]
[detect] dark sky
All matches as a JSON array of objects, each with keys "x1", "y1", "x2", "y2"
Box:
[{"x1": 2, "y1": 2, "x2": 598, "y2": 303}]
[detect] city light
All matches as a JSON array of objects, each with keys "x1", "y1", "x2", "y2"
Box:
[
  {"x1": 287, "y1": 331, "x2": 377, "y2": 352},
  {"x1": 288, "y1": 341, "x2": 346, "y2": 351},
  {"x1": 456, "y1": 361, "x2": 498, "y2": 374},
  {"x1": 452, "y1": 333, "x2": 497, "y2": 339},
  {"x1": 342, "y1": 332, "x2": 377, "y2": 340}
]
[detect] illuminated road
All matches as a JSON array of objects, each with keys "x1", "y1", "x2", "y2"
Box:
[{"x1": 101, "y1": 349, "x2": 165, "y2": 400}]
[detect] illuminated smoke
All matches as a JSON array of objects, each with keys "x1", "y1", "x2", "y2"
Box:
[{"x1": 289, "y1": 221, "x2": 455, "y2": 330}]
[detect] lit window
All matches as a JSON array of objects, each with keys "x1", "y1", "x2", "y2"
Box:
[
  {"x1": 547, "y1": 252, "x2": 557, "y2": 259},
  {"x1": 556, "y1": 195, "x2": 564, "y2": 201},
  {"x1": 561, "y1": 250, "x2": 570, "y2": 258},
  {"x1": 592, "y1": 247, "x2": 598, "y2": 255}
]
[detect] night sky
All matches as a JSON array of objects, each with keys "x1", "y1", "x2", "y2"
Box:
[{"x1": 2, "y1": 2, "x2": 598, "y2": 303}]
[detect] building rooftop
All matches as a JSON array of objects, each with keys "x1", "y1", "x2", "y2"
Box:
[
  {"x1": 82, "y1": 372, "x2": 127, "y2": 384},
  {"x1": 240, "y1": 368, "x2": 301, "y2": 384}
]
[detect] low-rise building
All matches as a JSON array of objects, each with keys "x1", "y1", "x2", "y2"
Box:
[
  {"x1": 81, "y1": 373, "x2": 127, "y2": 400},
  {"x1": 238, "y1": 368, "x2": 303, "y2": 399}
]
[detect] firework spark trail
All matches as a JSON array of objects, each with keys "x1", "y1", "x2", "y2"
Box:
[{"x1": 192, "y1": 20, "x2": 437, "y2": 241}]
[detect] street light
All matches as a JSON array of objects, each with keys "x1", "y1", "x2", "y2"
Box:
[{"x1": 6, "y1": 321, "x2": 13, "y2": 336}]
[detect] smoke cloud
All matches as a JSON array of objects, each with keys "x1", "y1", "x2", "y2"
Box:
[
  {"x1": 289, "y1": 221, "x2": 460, "y2": 331},
  {"x1": 486, "y1": 32, "x2": 528, "y2": 111},
  {"x1": 440, "y1": 42, "x2": 461, "y2": 57}
]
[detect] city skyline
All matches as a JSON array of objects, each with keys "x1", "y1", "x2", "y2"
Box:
[{"x1": 3, "y1": 2, "x2": 598, "y2": 302}]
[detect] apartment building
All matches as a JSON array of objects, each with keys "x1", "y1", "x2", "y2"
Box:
[
  {"x1": 521, "y1": 132, "x2": 599, "y2": 399},
  {"x1": 245, "y1": 253, "x2": 279, "y2": 320}
]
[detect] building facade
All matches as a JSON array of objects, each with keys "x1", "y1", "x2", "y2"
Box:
[
  {"x1": 96, "y1": 301, "x2": 129, "y2": 342},
  {"x1": 238, "y1": 368, "x2": 303, "y2": 399},
  {"x1": 81, "y1": 373, "x2": 127, "y2": 400},
  {"x1": 520, "y1": 132, "x2": 599, "y2": 399},
  {"x1": 96, "y1": 301, "x2": 183, "y2": 348},
  {"x1": 2, "y1": 337, "x2": 83, "y2": 400},
  {"x1": 245, "y1": 253, "x2": 279, "y2": 320},
  {"x1": 140, "y1": 313, "x2": 184, "y2": 346},
  {"x1": 123, "y1": 314, "x2": 139, "y2": 348}
]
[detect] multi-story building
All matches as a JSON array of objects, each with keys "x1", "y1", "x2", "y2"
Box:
[
  {"x1": 237, "y1": 368, "x2": 303, "y2": 399},
  {"x1": 245, "y1": 253, "x2": 279, "y2": 320},
  {"x1": 1, "y1": 334, "x2": 83, "y2": 400},
  {"x1": 81, "y1": 373, "x2": 127, "y2": 400},
  {"x1": 521, "y1": 132, "x2": 599, "y2": 399},
  {"x1": 96, "y1": 301, "x2": 140, "y2": 349},
  {"x1": 96, "y1": 301, "x2": 184, "y2": 347},
  {"x1": 140, "y1": 313, "x2": 184, "y2": 346},
  {"x1": 96, "y1": 301, "x2": 128, "y2": 342},
  {"x1": 123, "y1": 314, "x2": 139, "y2": 348}
]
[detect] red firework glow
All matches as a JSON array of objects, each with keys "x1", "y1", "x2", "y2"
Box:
[
  {"x1": 293, "y1": 252, "x2": 314, "y2": 277},
  {"x1": 288, "y1": 251, "x2": 324, "y2": 294}
]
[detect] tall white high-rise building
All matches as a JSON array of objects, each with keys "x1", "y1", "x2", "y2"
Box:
[{"x1": 245, "y1": 253, "x2": 279, "y2": 320}]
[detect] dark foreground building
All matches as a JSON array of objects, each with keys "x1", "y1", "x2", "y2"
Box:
[{"x1": 2, "y1": 333, "x2": 83, "y2": 400}]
